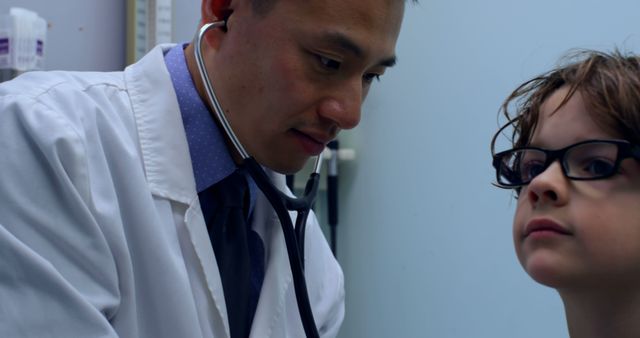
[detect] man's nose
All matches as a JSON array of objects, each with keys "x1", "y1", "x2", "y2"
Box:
[{"x1": 317, "y1": 80, "x2": 363, "y2": 130}]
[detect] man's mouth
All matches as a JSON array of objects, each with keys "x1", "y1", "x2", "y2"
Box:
[{"x1": 291, "y1": 129, "x2": 332, "y2": 156}]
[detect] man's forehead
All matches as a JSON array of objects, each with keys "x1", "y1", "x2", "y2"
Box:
[
  {"x1": 277, "y1": 0, "x2": 404, "y2": 61},
  {"x1": 275, "y1": 0, "x2": 405, "y2": 31}
]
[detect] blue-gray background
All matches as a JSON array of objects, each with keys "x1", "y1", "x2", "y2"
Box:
[{"x1": 3, "y1": 1, "x2": 640, "y2": 337}]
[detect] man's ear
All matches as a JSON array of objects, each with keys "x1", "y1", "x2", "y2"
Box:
[
  {"x1": 199, "y1": 0, "x2": 233, "y2": 49},
  {"x1": 202, "y1": 0, "x2": 233, "y2": 22}
]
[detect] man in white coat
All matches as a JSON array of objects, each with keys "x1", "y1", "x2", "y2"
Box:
[{"x1": 0, "y1": 0, "x2": 407, "y2": 337}]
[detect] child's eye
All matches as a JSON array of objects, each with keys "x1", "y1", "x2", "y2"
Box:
[
  {"x1": 580, "y1": 158, "x2": 616, "y2": 177},
  {"x1": 318, "y1": 55, "x2": 341, "y2": 70},
  {"x1": 520, "y1": 160, "x2": 546, "y2": 182}
]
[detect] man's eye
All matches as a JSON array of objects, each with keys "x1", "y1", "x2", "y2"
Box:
[
  {"x1": 318, "y1": 55, "x2": 341, "y2": 70},
  {"x1": 363, "y1": 73, "x2": 381, "y2": 84}
]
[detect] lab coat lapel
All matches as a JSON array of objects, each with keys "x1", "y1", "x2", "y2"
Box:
[
  {"x1": 124, "y1": 44, "x2": 230, "y2": 337},
  {"x1": 250, "y1": 171, "x2": 298, "y2": 337}
]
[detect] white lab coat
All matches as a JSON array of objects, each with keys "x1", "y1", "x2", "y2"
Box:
[{"x1": 0, "y1": 45, "x2": 344, "y2": 338}]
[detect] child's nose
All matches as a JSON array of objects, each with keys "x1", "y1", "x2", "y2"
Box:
[{"x1": 525, "y1": 161, "x2": 569, "y2": 207}]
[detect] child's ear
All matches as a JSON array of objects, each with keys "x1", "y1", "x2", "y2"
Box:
[{"x1": 202, "y1": 0, "x2": 233, "y2": 22}]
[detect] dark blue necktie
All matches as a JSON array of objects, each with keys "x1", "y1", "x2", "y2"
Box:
[{"x1": 198, "y1": 170, "x2": 265, "y2": 338}]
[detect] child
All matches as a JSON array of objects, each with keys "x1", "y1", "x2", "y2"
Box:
[{"x1": 491, "y1": 50, "x2": 640, "y2": 338}]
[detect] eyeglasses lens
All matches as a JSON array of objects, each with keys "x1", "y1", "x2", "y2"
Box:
[{"x1": 564, "y1": 142, "x2": 618, "y2": 179}]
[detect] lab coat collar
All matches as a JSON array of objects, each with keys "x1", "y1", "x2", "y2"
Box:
[{"x1": 124, "y1": 44, "x2": 196, "y2": 205}]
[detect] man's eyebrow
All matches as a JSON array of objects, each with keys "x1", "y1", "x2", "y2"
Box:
[
  {"x1": 379, "y1": 56, "x2": 397, "y2": 68},
  {"x1": 322, "y1": 31, "x2": 397, "y2": 68}
]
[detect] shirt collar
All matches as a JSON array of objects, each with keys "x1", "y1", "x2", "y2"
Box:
[{"x1": 164, "y1": 43, "x2": 257, "y2": 209}]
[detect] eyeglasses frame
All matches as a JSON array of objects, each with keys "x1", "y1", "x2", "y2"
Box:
[{"x1": 492, "y1": 139, "x2": 640, "y2": 189}]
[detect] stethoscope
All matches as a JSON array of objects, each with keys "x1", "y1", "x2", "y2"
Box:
[{"x1": 194, "y1": 21, "x2": 321, "y2": 338}]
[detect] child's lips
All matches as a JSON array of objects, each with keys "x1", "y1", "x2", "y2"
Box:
[{"x1": 523, "y1": 218, "x2": 572, "y2": 238}]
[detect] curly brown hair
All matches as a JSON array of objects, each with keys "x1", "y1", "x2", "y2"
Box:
[{"x1": 491, "y1": 49, "x2": 640, "y2": 155}]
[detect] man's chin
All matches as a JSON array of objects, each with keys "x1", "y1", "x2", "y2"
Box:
[{"x1": 263, "y1": 157, "x2": 312, "y2": 175}]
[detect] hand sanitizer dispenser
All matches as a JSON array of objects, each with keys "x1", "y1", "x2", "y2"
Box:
[{"x1": 0, "y1": 7, "x2": 47, "y2": 82}]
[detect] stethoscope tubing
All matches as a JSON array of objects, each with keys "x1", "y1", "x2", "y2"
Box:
[
  {"x1": 195, "y1": 22, "x2": 321, "y2": 338},
  {"x1": 244, "y1": 158, "x2": 320, "y2": 337}
]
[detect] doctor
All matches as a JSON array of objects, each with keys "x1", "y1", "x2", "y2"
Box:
[{"x1": 0, "y1": 0, "x2": 407, "y2": 337}]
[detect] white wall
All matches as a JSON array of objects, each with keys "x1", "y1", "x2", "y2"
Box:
[
  {"x1": 0, "y1": 0, "x2": 125, "y2": 71},
  {"x1": 335, "y1": 1, "x2": 640, "y2": 338},
  {"x1": 0, "y1": 0, "x2": 201, "y2": 72}
]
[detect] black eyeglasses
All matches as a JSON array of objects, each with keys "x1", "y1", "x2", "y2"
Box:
[{"x1": 492, "y1": 139, "x2": 640, "y2": 189}]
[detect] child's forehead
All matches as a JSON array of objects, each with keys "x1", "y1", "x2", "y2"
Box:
[
  {"x1": 531, "y1": 87, "x2": 616, "y2": 147},
  {"x1": 539, "y1": 86, "x2": 579, "y2": 116}
]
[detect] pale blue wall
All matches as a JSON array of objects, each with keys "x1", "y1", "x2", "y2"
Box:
[
  {"x1": 172, "y1": 1, "x2": 200, "y2": 43},
  {"x1": 336, "y1": 1, "x2": 640, "y2": 338}
]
